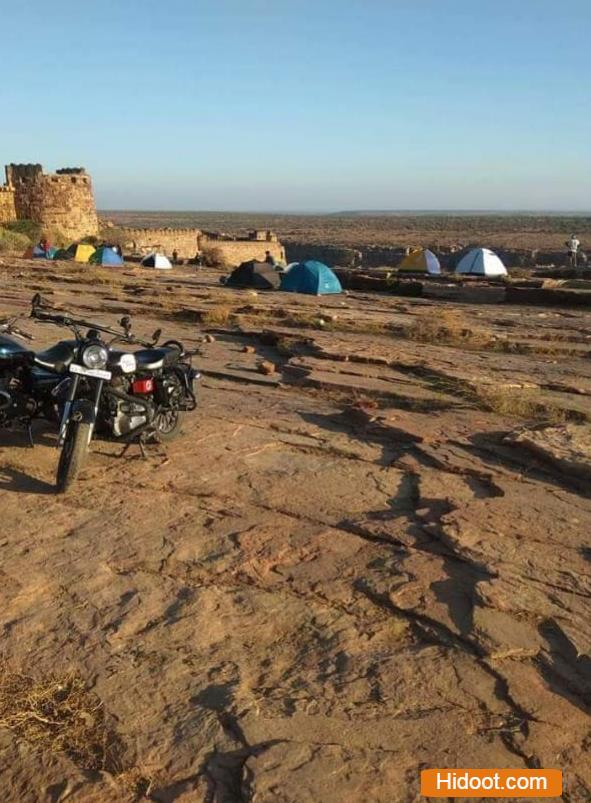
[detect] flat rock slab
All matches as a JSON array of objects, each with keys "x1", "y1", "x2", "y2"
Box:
[{"x1": 505, "y1": 423, "x2": 591, "y2": 479}]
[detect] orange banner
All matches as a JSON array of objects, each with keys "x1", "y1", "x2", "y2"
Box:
[{"x1": 420, "y1": 769, "x2": 562, "y2": 798}]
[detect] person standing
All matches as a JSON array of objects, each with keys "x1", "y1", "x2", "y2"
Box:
[
  {"x1": 566, "y1": 234, "x2": 581, "y2": 267},
  {"x1": 264, "y1": 250, "x2": 277, "y2": 266}
]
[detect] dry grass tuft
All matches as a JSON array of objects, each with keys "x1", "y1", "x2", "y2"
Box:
[
  {"x1": 0, "y1": 667, "x2": 124, "y2": 773},
  {"x1": 405, "y1": 308, "x2": 493, "y2": 349},
  {"x1": 202, "y1": 304, "x2": 234, "y2": 326},
  {"x1": 475, "y1": 387, "x2": 570, "y2": 424}
]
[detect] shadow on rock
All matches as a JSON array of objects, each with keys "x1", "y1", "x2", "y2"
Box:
[
  {"x1": 538, "y1": 618, "x2": 591, "y2": 713},
  {"x1": 299, "y1": 408, "x2": 423, "y2": 466},
  {"x1": 467, "y1": 430, "x2": 591, "y2": 496}
]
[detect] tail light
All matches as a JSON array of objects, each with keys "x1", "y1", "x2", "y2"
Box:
[{"x1": 132, "y1": 377, "x2": 155, "y2": 394}]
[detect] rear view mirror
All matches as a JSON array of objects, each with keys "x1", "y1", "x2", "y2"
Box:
[
  {"x1": 120, "y1": 315, "x2": 132, "y2": 334},
  {"x1": 32, "y1": 293, "x2": 41, "y2": 308},
  {"x1": 152, "y1": 328, "x2": 162, "y2": 344}
]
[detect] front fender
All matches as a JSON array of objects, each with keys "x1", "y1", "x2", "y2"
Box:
[{"x1": 70, "y1": 398, "x2": 96, "y2": 425}]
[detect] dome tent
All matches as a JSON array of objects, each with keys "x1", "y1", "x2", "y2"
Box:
[
  {"x1": 89, "y1": 246, "x2": 124, "y2": 266},
  {"x1": 52, "y1": 248, "x2": 74, "y2": 261},
  {"x1": 226, "y1": 260, "x2": 281, "y2": 290},
  {"x1": 455, "y1": 248, "x2": 507, "y2": 277},
  {"x1": 280, "y1": 260, "x2": 342, "y2": 295},
  {"x1": 398, "y1": 248, "x2": 441, "y2": 275},
  {"x1": 141, "y1": 253, "x2": 172, "y2": 269},
  {"x1": 67, "y1": 243, "x2": 96, "y2": 263}
]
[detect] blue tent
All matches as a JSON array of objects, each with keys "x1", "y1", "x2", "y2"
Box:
[
  {"x1": 281, "y1": 260, "x2": 342, "y2": 295},
  {"x1": 89, "y1": 246, "x2": 124, "y2": 266}
]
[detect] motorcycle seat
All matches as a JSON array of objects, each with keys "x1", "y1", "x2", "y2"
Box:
[
  {"x1": 134, "y1": 346, "x2": 180, "y2": 372},
  {"x1": 34, "y1": 342, "x2": 76, "y2": 373}
]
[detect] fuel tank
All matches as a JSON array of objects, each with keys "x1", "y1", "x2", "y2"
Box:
[{"x1": 0, "y1": 334, "x2": 34, "y2": 367}]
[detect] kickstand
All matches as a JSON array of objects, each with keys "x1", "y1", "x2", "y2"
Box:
[
  {"x1": 118, "y1": 442, "x2": 133, "y2": 459},
  {"x1": 118, "y1": 432, "x2": 166, "y2": 461},
  {"x1": 118, "y1": 440, "x2": 148, "y2": 460},
  {"x1": 26, "y1": 424, "x2": 34, "y2": 448}
]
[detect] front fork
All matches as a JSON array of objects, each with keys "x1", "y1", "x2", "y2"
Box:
[{"x1": 58, "y1": 376, "x2": 103, "y2": 447}]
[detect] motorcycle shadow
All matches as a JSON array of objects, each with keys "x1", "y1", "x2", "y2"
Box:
[{"x1": 0, "y1": 466, "x2": 55, "y2": 495}]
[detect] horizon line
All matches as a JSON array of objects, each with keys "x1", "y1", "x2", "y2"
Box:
[{"x1": 99, "y1": 208, "x2": 591, "y2": 216}]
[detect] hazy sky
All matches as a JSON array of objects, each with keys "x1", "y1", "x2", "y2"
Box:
[{"x1": 3, "y1": 0, "x2": 590, "y2": 211}]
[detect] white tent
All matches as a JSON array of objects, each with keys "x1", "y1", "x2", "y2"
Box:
[
  {"x1": 455, "y1": 248, "x2": 507, "y2": 277},
  {"x1": 141, "y1": 252, "x2": 172, "y2": 269}
]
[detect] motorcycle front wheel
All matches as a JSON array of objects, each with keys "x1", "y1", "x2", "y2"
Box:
[{"x1": 56, "y1": 421, "x2": 92, "y2": 493}]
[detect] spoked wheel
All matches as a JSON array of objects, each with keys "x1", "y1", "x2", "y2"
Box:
[
  {"x1": 56, "y1": 421, "x2": 92, "y2": 493},
  {"x1": 152, "y1": 408, "x2": 183, "y2": 441}
]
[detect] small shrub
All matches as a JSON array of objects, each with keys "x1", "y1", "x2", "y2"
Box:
[
  {"x1": 3, "y1": 219, "x2": 41, "y2": 242},
  {"x1": 0, "y1": 227, "x2": 30, "y2": 253},
  {"x1": 200, "y1": 246, "x2": 227, "y2": 268},
  {"x1": 202, "y1": 304, "x2": 233, "y2": 326},
  {"x1": 97, "y1": 226, "x2": 129, "y2": 248},
  {"x1": 43, "y1": 226, "x2": 71, "y2": 248}
]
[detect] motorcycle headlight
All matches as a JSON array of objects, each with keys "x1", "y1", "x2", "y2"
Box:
[
  {"x1": 119, "y1": 353, "x2": 137, "y2": 374},
  {"x1": 82, "y1": 344, "x2": 108, "y2": 370}
]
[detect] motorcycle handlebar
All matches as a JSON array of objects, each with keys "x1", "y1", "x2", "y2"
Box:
[
  {"x1": 0, "y1": 316, "x2": 35, "y2": 340},
  {"x1": 29, "y1": 295, "x2": 174, "y2": 350}
]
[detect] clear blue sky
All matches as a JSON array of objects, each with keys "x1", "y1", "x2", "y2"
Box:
[{"x1": 3, "y1": 0, "x2": 590, "y2": 211}]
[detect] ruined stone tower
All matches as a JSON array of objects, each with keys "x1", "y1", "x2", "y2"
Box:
[{"x1": 2, "y1": 163, "x2": 99, "y2": 240}]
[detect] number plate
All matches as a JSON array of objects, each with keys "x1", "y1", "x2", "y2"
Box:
[{"x1": 70, "y1": 363, "x2": 112, "y2": 380}]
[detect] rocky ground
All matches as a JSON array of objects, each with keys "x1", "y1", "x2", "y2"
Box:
[{"x1": 0, "y1": 258, "x2": 590, "y2": 802}]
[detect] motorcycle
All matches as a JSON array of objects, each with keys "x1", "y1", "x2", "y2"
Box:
[
  {"x1": 0, "y1": 313, "x2": 72, "y2": 444},
  {"x1": 30, "y1": 294, "x2": 200, "y2": 492}
]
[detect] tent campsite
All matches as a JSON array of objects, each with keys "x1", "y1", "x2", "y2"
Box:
[
  {"x1": 455, "y1": 248, "x2": 508, "y2": 277},
  {"x1": 141, "y1": 253, "x2": 172, "y2": 269},
  {"x1": 398, "y1": 248, "x2": 441, "y2": 275},
  {"x1": 226, "y1": 260, "x2": 282, "y2": 290},
  {"x1": 68, "y1": 243, "x2": 96, "y2": 263},
  {"x1": 280, "y1": 260, "x2": 342, "y2": 295},
  {"x1": 52, "y1": 248, "x2": 73, "y2": 261},
  {"x1": 89, "y1": 246, "x2": 124, "y2": 266}
]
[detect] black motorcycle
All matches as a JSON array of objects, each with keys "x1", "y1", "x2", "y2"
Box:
[
  {"x1": 0, "y1": 313, "x2": 72, "y2": 444},
  {"x1": 30, "y1": 294, "x2": 200, "y2": 492}
]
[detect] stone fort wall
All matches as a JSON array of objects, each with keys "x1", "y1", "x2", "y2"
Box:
[
  {"x1": 117, "y1": 228, "x2": 201, "y2": 260},
  {"x1": 117, "y1": 227, "x2": 285, "y2": 264},
  {"x1": 199, "y1": 234, "x2": 285, "y2": 265},
  {"x1": 3, "y1": 164, "x2": 99, "y2": 240},
  {"x1": 0, "y1": 186, "x2": 16, "y2": 224}
]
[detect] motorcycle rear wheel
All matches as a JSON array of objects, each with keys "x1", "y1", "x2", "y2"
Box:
[
  {"x1": 152, "y1": 408, "x2": 183, "y2": 441},
  {"x1": 56, "y1": 421, "x2": 91, "y2": 493}
]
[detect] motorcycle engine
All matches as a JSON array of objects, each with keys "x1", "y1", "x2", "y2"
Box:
[
  {"x1": 110, "y1": 398, "x2": 150, "y2": 437},
  {"x1": 107, "y1": 377, "x2": 152, "y2": 437},
  {"x1": 0, "y1": 376, "x2": 36, "y2": 422}
]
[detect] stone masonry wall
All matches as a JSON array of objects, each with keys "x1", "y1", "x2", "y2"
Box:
[
  {"x1": 4, "y1": 164, "x2": 98, "y2": 240},
  {"x1": 199, "y1": 236, "x2": 285, "y2": 266},
  {"x1": 24, "y1": 174, "x2": 98, "y2": 240},
  {"x1": 118, "y1": 228, "x2": 201, "y2": 260},
  {"x1": 117, "y1": 228, "x2": 286, "y2": 264},
  {"x1": 0, "y1": 187, "x2": 16, "y2": 224}
]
